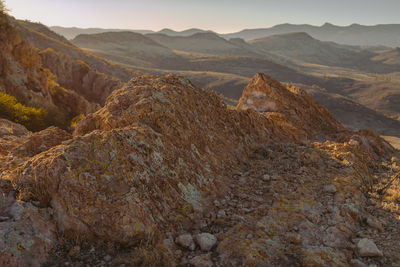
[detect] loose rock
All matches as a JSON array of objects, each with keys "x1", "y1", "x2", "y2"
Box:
[
  {"x1": 176, "y1": 234, "x2": 196, "y2": 251},
  {"x1": 195, "y1": 233, "x2": 217, "y2": 251},
  {"x1": 357, "y1": 238, "x2": 383, "y2": 257}
]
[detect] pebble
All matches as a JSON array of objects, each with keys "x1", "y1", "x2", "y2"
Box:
[
  {"x1": 194, "y1": 233, "x2": 217, "y2": 251},
  {"x1": 189, "y1": 253, "x2": 213, "y2": 267},
  {"x1": 176, "y1": 234, "x2": 196, "y2": 251},
  {"x1": 324, "y1": 184, "x2": 337, "y2": 193},
  {"x1": 217, "y1": 210, "x2": 226, "y2": 218},
  {"x1": 262, "y1": 174, "x2": 271, "y2": 181}
]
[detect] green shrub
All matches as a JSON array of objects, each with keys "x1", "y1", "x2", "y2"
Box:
[
  {"x1": 0, "y1": 92, "x2": 69, "y2": 131},
  {"x1": 0, "y1": 92, "x2": 46, "y2": 131}
]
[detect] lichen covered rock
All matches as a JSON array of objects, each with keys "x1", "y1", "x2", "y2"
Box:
[{"x1": 0, "y1": 73, "x2": 398, "y2": 266}]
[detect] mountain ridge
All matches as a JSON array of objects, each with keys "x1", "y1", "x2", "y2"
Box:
[{"x1": 51, "y1": 23, "x2": 400, "y2": 47}]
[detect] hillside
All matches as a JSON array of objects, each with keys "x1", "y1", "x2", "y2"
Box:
[
  {"x1": 1, "y1": 73, "x2": 400, "y2": 266},
  {"x1": 0, "y1": 12, "x2": 97, "y2": 130},
  {"x1": 222, "y1": 23, "x2": 400, "y2": 47},
  {"x1": 146, "y1": 32, "x2": 260, "y2": 57},
  {"x1": 249, "y1": 32, "x2": 399, "y2": 73},
  {"x1": 372, "y1": 47, "x2": 400, "y2": 65},
  {"x1": 71, "y1": 31, "x2": 187, "y2": 68},
  {"x1": 18, "y1": 21, "x2": 136, "y2": 82}
]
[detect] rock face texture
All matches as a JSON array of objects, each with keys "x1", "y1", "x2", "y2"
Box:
[
  {"x1": 1, "y1": 73, "x2": 399, "y2": 266},
  {"x1": 237, "y1": 73, "x2": 345, "y2": 139}
]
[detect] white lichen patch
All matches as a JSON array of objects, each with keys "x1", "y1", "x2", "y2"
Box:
[
  {"x1": 178, "y1": 183, "x2": 203, "y2": 212},
  {"x1": 250, "y1": 91, "x2": 267, "y2": 99},
  {"x1": 152, "y1": 151, "x2": 163, "y2": 166},
  {"x1": 259, "y1": 101, "x2": 277, "y2": 112},
  {"x1": 152, "y1": 91, "x2": 170, "y2": 103}
]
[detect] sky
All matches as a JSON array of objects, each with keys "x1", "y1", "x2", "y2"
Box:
[{"x1": 6, "y1": 0, "x2": 400, "y2": 33}]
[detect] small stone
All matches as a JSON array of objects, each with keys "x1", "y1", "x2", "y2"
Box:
[
  {"x1": 366, "y1": 217, "x2": 383, "y2": 232},
  {"x1": 239, "y1": 177, "x2": 247, "y2": 183},
  {"x1": 217, "y1": 210, "x2": 226, "y2": 218},
  {"x1": 262, "y1": 174, "x2": 270, "y2": 181},
  {"x1": 350, "y1": 259, "x2": 368, "y2": 267},
  {"x1": 68, "y1": 246, "x2": 81, "y2": 258},
  {"x1": 104, "y1": 255, "x2": 112, "y2": 262},
  {"x1": 194, "y1": 233, "x2": 217, "y2": 251},
  {"x1": 357, "y1": 238, "x2": 383, "y2": 257},
  {"x1": 246, "y1": 233, "x2": 254, "y2": 239},
  {"x1": 175, "y1": 249, "x2": 183, "y2": 258},
  {"x1": 176, "y1": 234, "x2": 195, "y2": 251},
  {"x1": 324, "y1": 184, "x2": 337, "y2": 193},
  {"x1": 189, "y1": 253, "x2": 213, "y2": 267},
  {"x1": 285, "y1": 232, "x2": 302, "y2": 244}
]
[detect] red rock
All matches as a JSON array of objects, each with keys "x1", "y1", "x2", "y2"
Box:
[{"x1": 237, "y1": 73, "x2": 345, "y2": 139}]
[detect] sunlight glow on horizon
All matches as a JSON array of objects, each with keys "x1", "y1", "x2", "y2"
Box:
[{"x1": 6, "y1": 0, "x2": 400, "y2": 33}]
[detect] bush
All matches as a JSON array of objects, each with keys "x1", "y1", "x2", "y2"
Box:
[
  {"x1": 0, "y1": 92, "x2": 46, "y2": 131},
  {"x1": 0, "y1": 92, "x2": 69, "y2": 131}
]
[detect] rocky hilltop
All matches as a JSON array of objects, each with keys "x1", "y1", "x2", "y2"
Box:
[{"x1": 1, "y1": 72, "x2": 400, "y2": 266}]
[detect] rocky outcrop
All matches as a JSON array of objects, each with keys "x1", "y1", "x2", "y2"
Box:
[
  {"x1": 13, "y1": 74, "x2": 295, "y2": 244},
  {"x1": 17, "y1": 20, "x2": 137, "y2": 83},
  {"x1": 1, "y1": 73, "x2": 398, "y2": 266},
  {"x1": 237, "y1": 73, "x2": 345, "y2": 139}
]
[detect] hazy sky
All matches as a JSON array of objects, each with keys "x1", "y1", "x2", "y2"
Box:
[{"x1": 7, "y1": 0, "x2": 400, "y2": 33}]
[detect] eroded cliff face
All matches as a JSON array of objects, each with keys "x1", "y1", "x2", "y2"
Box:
[{"x1": 0, "y1": 73, "x2": 399, "y2": 266}]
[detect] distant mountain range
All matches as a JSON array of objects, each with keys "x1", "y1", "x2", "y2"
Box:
[{"x1": 50, "y1": 23, "x2": 400, "y2": 47}]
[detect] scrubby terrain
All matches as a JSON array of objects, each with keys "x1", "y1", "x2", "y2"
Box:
[{"x1": 1, "y1": 73, "x2": 400, "y2": 266}]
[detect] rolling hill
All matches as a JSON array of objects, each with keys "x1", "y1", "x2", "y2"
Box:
[
  {"x1": 146, "y1": 32, "x2": 259, "y2": 57},
  {"x1": 71, "y1": 31, "x2": 186, "y2": 68}
]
